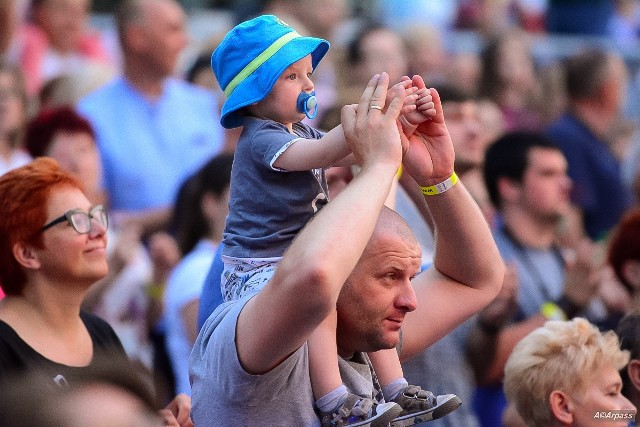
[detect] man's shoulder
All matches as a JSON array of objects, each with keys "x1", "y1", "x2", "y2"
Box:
[
  {"x1": 196, "y1": 297, "x2": 247, "y2": 343},
  {"x1": 191, "y1": 302, "x2": 317, "y2": 426},
  {"x1": 77, "y1": 77, "x2": 126, "y2": 114},
  {"x1": 165, "y1": 78, "x2": 219, "y2": 105},
  {"x1": 546, "y1": 113, "x2": 590, "y2": 145}
]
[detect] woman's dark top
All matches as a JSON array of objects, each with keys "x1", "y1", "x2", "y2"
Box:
[{"x1": 0, "y1": 311, "x2": 128, "y2": 388}]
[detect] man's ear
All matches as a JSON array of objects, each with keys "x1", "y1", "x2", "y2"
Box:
[
  {"x1": 549, "y1": 390, "x2": 574, "y2": 425},
  {"x1": 12, "y1": 242, "x2": 41, "y2": 270},
  {"x1": 628, "y1": 359, "x2": 640, "y2": 392}
]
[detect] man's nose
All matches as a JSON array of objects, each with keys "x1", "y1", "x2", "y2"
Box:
[{"x1": 397, "y1": 280, "x2": 418, "y2": 312}]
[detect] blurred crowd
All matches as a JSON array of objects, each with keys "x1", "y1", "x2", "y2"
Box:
[{"x1": 1, "y1": 0, "x2": 640, "y2": 426}]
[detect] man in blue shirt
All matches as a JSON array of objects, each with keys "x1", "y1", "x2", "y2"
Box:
[
  {"x1": 545, "y1": 49, "x2": 632, "y2": 242},
  {"x1": 78, "y1": 0, "x2": 224, "y2": 235}
]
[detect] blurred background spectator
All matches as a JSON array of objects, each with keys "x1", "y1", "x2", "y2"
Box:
[
  {"x1": 545, "y1": 48, "x2": 633, "y2": 243},
  {"x1": 609, "y1": 0, "x2": 640, "y2": 48},
  {"x1": 10, "y1": 0, "x2": 115, "y2": 96},
  {"x1": 616, "y1": 310, "x2": 640, "y2": 412},
  {"x1": 471, "y1": 130, "x2": 606, "y2": 426},
  {"x1": 77, "y1": 0, "x2": 225, "y2": 237},
  {"x1": 546, "y1": 0, "x2": 615, "y2": 36},
  {"x1": 0, "y1": 61, "x2": 31, "y2": 175},
  {"x1": 164, "y1": 152, "x2": 232, "y2": 396},
  {"x1": 477, "y1": 29, "x2": 544, "y2": 131},
  {"x1": 607, "y1": 209, "x2": 640, "y2": 312}
]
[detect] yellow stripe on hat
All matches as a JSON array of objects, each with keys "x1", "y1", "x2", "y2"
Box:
[{"x1": 224, "y1": 31, "x2": 301, "y2": 98}]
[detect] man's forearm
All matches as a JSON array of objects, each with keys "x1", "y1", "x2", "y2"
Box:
[
  {"x1": 400, "y1": 181, "x2": 503, "y2": 361},
  {"x1": 427, "y1": 181, "x2": 503, "y2": 291},
  {"x1": 279, "y1": 161, "x2": 398, "y2": 301}
]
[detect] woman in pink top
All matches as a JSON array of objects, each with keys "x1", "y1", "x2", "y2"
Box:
[{"x1": 16, "y1": 0, "x2": 113, "y2": 95}]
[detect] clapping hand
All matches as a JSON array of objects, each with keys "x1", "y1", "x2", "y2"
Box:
[
  {"x1": 400, "y1": 87, "x2": 455, "y2": 187},
  {"x1": 341, "y1": 72, "x2": 406, "y2": 171}
]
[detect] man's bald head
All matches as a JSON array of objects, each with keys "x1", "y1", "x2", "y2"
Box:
[
  {"x1": 115, "y1": 0, "x2": 187, "y2": 78},
  {"x1": 116, "y1": 0, "x2": 145, "y2": 43},
  {"x1": 116, "y1": 0, "x2": 182, "y2": 46},
  {"x1": 367, "y1": 206, "x2": 418, "y2": 254}
]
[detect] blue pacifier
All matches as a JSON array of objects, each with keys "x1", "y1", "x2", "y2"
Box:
[{"x1": 297, "y1": 91, "x2": 318, "y2": 120}]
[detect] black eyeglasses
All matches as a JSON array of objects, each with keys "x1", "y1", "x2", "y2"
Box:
[{"x1": 40, "y1": 205, "x2": 108, "y2": 234}]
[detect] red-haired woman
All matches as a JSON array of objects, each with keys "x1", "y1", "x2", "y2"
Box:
[
  {"x1": 23, "y1": 106, "x2": 159, "y2": 376},
  {"x1": 0, "y1": 158, "x2": 192, "y2": 427}
]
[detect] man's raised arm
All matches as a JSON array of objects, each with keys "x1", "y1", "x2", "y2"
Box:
[
  {"x1": 399, "y1": 88, "x2": 504, "y2": 361},
  {"x1": 235, "y1": 73, "x2": 408, "y2": 374}
]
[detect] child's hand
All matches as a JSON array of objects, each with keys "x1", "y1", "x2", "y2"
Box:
[
  {"x1": 405, "y1": 87, "x2": 436, "y2": 125},
  {"x1": 400, "y1": 87, "x2": 455, "y2": 186},
  {"x1": 380, "y1": 79, "x2": 419, "y2": 116},
  {"x1": 398, "y1": 75, "x2": 436, "y2": 138}
]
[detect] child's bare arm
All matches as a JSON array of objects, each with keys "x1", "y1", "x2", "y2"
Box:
[
  {"x1": 331, "y1": 81, "x2": 421, "y2": 167},
  {"x1": 273, "y1": 124, "x2": 351, "y2": 171},
  {"x1": 274, "y1": 80, "x2": 418, "y2": 171}
]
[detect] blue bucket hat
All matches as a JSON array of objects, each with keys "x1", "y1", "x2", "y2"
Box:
[{"x1": 212, "y1": 15, "x2": 330, "y2": 129}]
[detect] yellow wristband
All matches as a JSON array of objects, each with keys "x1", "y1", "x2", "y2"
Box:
[
  {"x1": 146, "y1": 283, "x2": 165, "y2": 300},
  {"x1": 420, "y1": 172, "x2": 458, "y2": 196},
  {"x1": 540, "y1": 302, "x2": 567, "y2": 321}
]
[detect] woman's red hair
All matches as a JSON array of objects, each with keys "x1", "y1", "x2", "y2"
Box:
[
  {"x1": 608, "y1": 208, "x2": 640, "y2": 293},
  {"x1": 25, "y1": 106, "x2": 96, "y2": 158},
  {"x1": 0, "y1": 157, "x2": 81, "y2": 295}
]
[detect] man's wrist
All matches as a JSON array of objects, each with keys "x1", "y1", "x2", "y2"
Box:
[{"x1": 419, "y1": 172, "x2": 458, "y2": 196}]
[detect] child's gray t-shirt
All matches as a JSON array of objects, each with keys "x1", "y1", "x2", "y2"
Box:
[{"x1": 222, "y1": 117, "x2": 329, "y2": 259}]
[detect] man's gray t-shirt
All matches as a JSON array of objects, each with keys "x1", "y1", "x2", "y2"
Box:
[
  {"x1": 492, "y1": 226, "x2": 565, "y2": 319},
  {"x1": 189, "y1": 296, "x2": 381, "y2": 426}
]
